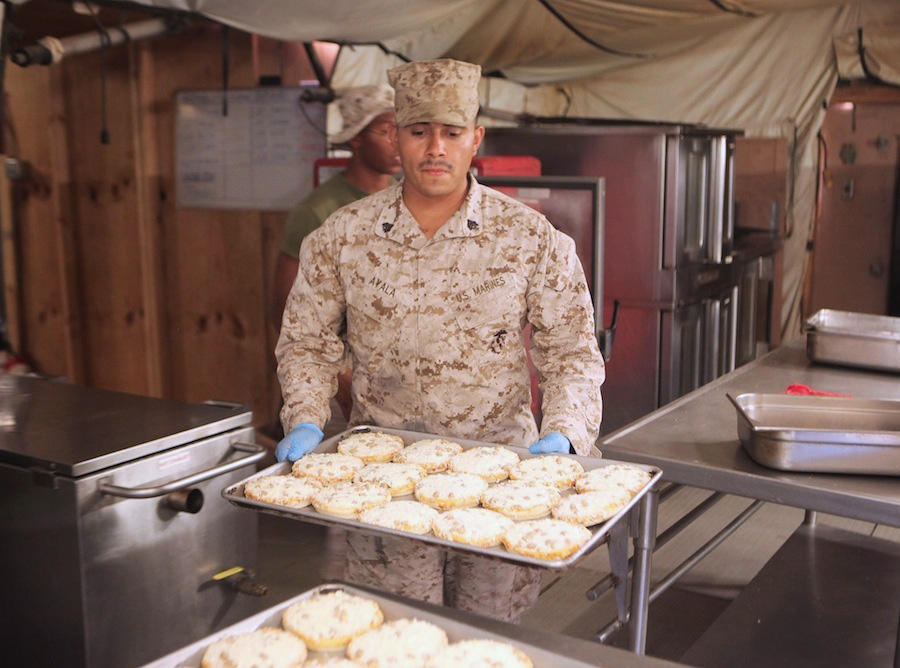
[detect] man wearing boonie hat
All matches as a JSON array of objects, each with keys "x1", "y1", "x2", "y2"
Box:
[
  {"x1": 272, "y1": 84, "x2": 400, "y2": 333},
  {"x1": 275, "y1": 59, "x2": 604, "y2": 621}
]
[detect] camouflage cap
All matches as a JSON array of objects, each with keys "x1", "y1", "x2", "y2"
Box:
[
  {"x1": 388, "y1": 59, "x2": 481, "y2": 127},
  {"x1": 330, "y1": 84, "x2": 395, "y2": 145}
]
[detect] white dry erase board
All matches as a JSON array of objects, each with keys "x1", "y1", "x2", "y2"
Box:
[{"x1": 175, "y1": 88, "x2": 326, "y2": 210}]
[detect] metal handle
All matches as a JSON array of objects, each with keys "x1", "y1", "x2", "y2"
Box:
[
  {"x1": 598, "y1": 299, "x2": 620, "y2": 361},
  {"x1": 708, "y1": 136, "x2": 727, "y2": 263},
  {"x1": 99, "y1": 442, "x2": 266, "y2": 499}
]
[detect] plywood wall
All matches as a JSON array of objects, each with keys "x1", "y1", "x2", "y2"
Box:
[{"x1": 2, "y1": 24, "x2": 317, "y2": 431}]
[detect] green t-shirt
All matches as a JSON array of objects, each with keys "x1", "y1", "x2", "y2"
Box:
[{"x1": 279, "y1": 173, "x2": 369, "y2": 259}]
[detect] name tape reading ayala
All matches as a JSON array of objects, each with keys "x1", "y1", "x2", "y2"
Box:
[{"x1": 366, "y1": 275, "x2": 507, "y2": 302}]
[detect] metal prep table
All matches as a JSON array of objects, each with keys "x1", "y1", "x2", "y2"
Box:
[
  {"x1": 0, "y1": 376, "x2": 268, "y2": 668},
  {"x1": 598, "y1": 339, "x2": 900, "y2": 666}
]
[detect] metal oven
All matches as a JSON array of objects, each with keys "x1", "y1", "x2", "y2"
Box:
[
  {"x1": 482, "y1": 123, "x2": 741, "y2": 433},
  {"x1": 0, "y1": 376, "x2": 267, "y2": 668}
]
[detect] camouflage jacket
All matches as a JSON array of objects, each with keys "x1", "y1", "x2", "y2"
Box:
[{"x1": 276, "y1": 178, "x2": 605, "y2": 455}]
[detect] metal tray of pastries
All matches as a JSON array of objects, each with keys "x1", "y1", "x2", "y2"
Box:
[
  {"x1": 224, "y1": 426, "x2": 661, "y2": 570},
  {"x1": 142, "y1": 582, "x2": 642, "y2": 667}
]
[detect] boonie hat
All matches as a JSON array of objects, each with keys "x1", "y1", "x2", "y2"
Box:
[
  {"x1": 330, "y1": 84, "x2": 395, "y2": 145},
  {"x1": 388, "y1": 58, "x2": 481, "y2": 127}
]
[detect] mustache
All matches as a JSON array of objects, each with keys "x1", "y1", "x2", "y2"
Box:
[{"x1": 418, "y1": 160, "x2": 453, "y2": 171}]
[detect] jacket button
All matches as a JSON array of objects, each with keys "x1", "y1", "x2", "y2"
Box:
[
  {"x1": 467, "y1": 219, "x2": 478, "y2": 230},
  {"x1": 382, "y1": 222, "x2": 393, "y2": 232}
]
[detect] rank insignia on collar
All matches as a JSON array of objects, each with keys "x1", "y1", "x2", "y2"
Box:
[
  {"x1": 467, "y1": 219, "x2": 478, "y2": 230},
  {"x1": 382, "y1": 222, "x2": 393, "y2": 232}
]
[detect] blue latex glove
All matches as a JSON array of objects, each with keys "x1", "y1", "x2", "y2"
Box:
[
  {"x1": 529, "y1": 432, "x2": 571, "y2": 455},
  {"x1": 275, "y1": 423, "x2": 324, "y2": 462}
]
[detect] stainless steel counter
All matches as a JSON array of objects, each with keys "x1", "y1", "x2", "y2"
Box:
[
  {"x1": 600, "y1": 339, "x2": 900, "y2": 526},
  {"x1": 599, "y1": 338, "x2": 900, "y2": 666}
]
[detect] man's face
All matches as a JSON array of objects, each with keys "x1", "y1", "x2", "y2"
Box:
[
  {"x1": 352, "y1": 112, "x2": 401, "y2": 175},
  {"x1": 392, "y1": 121, "x2": 485, "y2": 199}
]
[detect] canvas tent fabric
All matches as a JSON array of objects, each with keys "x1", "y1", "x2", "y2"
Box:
[{"x1": 131, "y1": 0, "x2": 900, "y2": 338}]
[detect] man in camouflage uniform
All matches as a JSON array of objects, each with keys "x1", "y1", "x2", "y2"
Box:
[{"x1": 275, "y1": 58, "x2": 604, "y2": 621}]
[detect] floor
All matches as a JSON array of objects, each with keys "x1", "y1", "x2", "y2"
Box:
[{"x1": 248, "y1": 480, "x2": 900, "y2": 665}]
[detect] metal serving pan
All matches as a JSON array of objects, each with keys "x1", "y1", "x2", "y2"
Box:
[
  {"x1": 142, "y1": 583, "x2": 633, "y2": 668},
  {"x1": 224, "y1": 426, "x2": 662, "y2": 570},
  {"x1": 806, "y1": 308, "x2": 900, "y2": 373},
  {"x1": 727, "y1": 393, "x2": 900, "y2": 475}
]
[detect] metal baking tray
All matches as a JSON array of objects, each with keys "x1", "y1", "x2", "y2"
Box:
[
  {"x1": 806, "y1": 309, "x2": 900, "y2": 373},
  {"x1": 142, "y1": 583, "x2": 602, "y2": 668},
  {"x1": 727, "y1": 393, "x2": 900, "y2": 475},
  {"x1": 224, "y1": 426, "x2": 662, "y2": 570}
]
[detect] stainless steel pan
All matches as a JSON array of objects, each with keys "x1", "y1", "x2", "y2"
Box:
[
  {"x1": 728, "y1": 393, "x2": 900, "y2": 475},
  {"x1": 806, "y1": 309, "x2": 900, "y2": 373}
]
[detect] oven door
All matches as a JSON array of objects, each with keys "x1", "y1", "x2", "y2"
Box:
[
  {"x1": 661, "y1": 288, "x2": 737, "y2": 404},
  {"x1": 672, "y1": 134, "x2": 736, "y2": 266}
]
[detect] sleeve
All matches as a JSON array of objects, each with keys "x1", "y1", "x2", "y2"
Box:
[
  {"x1": 526, "y1": 224, "x2": 605, "y2": 455},
  {"x1": 275, "y1": 218, "x2": 349, "y2": 432},
  {"x1": 279, "y1": 203, "x2": 323, "y2": 259}
]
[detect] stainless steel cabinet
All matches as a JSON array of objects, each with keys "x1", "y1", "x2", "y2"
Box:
[{"x1": 0, "y1": 378, "x2": 266, "y2": 668}]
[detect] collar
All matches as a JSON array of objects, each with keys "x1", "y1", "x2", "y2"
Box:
[{"x1": 373, "y1": 174, "x2": 485, "y2": 248}]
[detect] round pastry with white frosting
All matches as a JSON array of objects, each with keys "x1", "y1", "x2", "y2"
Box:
[
  {"x1": 337, "y1": 430, "x2": 406, "y2": 463},
  {"x1": 425, "y1": 639, "x2": 533, "y2": 668},
  {"x1": 575, "y1": 463, "x2": 652, "y2": 496},
  {"x1": 414, "y1": 472, "x2": 488, "y2": 510},
  {"x1": 392, "y1": 438, "x2": 463, "y2": 473},
  {"x1": 358, "y1": 500, "x2": 439, "y2": 535},
  {"x1": 502, "y1": 518, "x2": 592, "y2": 560},
  {"x1": 448, "y1": 446, "x2": 520, "y2": 482},
  {"x1": 243, "y1": 474, "x2": 321, "y2": 508},
  {"x1": 432, "y1": 507, "x2": 515, "y2": 547},
  {"x1": 281, "y1": 590, "x2": 383, "y2": 651},
  {"x1": 508, "y1": 455, "x2": 585, "y2": 490},
  {"x1": 201, "y1": 628, "x2": 307, "y2": 668},
  {"x1": 311, "y1": 481, "x2": 391, "y2": 519},
  {"x1": 551, "y1": 488, "x2": 632, "y2": 526},
  {"x1": 346, "y1": 618, "x2": 449, "y2": 667},
  {"x1": 292, "y1": 452, "x2": 365, "y2": 484},
  {"x1": 480, "y1": 480, "x2": 561, "y2": 520},
  {"x1": 353, "y1": 462, "x2": 427, "y2": 496}
]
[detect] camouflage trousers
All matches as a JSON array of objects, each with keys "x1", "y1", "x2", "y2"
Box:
[{"x1": 342, "y1": 532, "x2": 543, "y2": 623}]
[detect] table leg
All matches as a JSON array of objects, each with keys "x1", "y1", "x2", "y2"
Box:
[{"x1": 628, "y1": 486, "x2": 658, "y2": 654}]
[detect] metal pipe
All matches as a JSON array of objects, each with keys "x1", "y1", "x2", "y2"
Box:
[
  {"x1": 585, "y1": 490, "x2": 725, "y2": 601},
  {"x1": 162, "y1": 488, "x2": 204, "y2": 514},
  {"x1": 595, "y1": 499, "x2": 765, "y2": 643},
  {"x1": 12, "y1": 18, "x2": 175, "y2": 67}
]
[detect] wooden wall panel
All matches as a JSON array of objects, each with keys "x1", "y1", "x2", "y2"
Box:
[
  {"x1": 149, "y1": 27, "x2": 274, "y2": 421},
  {"x1": 3, "y1": 23, "x2": 320, "y2": 427},
  {"x1": 62, "y1": 49, "x2": 149, "y2": 395},
  {"x1": 2, "y1": 63, "x2": 81, "y2": 380}
]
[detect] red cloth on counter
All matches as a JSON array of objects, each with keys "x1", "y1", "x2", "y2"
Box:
[{"x1": 784, "y1": 384, "x2": 853, "y2": 397}]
